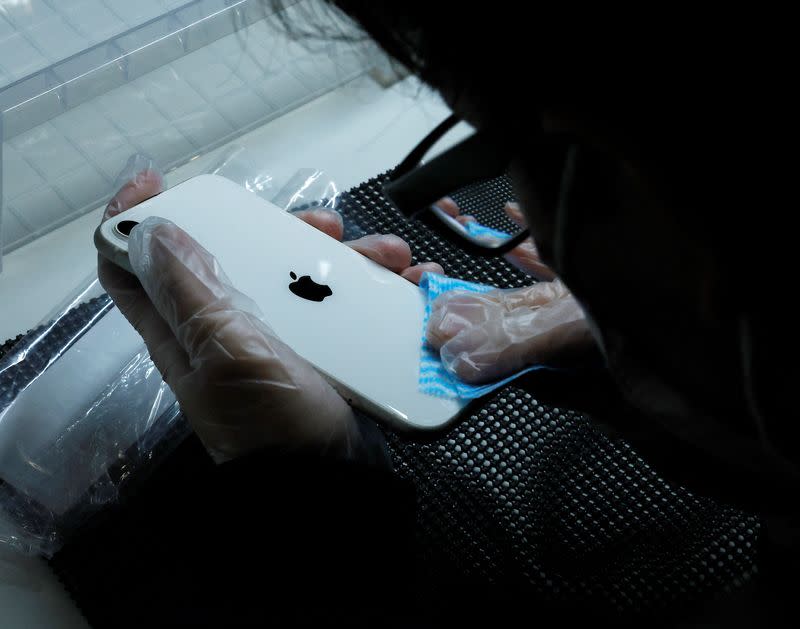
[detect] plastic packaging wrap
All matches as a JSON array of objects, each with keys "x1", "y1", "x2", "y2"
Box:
[
  {"x1": 0, "y1": 275, "x2": 184, "y2": 557},
  {"x1": 208, "y1": 147, "x2": 343, "y2": 215},
  {"x1": 0, "y1": 154, "x2": 343, "y2": 557},
  {"x1": 272, "y1": 167, "x2": 341, "y2": 212}
]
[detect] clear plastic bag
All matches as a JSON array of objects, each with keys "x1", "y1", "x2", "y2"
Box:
[
  {"x1": 207, "y1": 146, "x2": 342, "y2": 213},
  {"x1": 272, "y1": 167, "x2": 341, "y2": 212},
  {"x1": 0, "y1": 275, "x2": 184, "y2": 557},
  {"x1": 0, "y1": 153, "x2": 342, "y2": 557}
]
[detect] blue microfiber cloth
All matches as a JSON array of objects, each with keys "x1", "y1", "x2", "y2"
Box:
[
  {"x1": 418, "y1": 273, "x2": 544, "y2": 400},
  {"x1": 463, "y1": 221, "x2": 511, "y2": 241}
]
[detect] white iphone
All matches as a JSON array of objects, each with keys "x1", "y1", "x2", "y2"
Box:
[{"x1": 95, "y1": 174, "x2": 466, "y2": 431}]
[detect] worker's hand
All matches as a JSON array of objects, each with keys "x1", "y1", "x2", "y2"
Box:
[
  {"x1": 98, "y1": 165, "x2": 442, "y2": 462},
  {"x1": 426, "y1": 197, "x2": 596, "y2": 383},
  {"x1": 426, "y1": 279, "x2": 596, "y2": 383}
]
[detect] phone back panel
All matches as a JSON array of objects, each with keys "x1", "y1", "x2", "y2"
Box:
[{"x1": 96, "y1": 174, "x2": 464, "y2": 430}]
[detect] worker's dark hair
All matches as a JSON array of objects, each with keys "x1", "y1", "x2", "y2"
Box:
[{"x1": 274, "y1": 3, "x2": 768, "y2": 236}]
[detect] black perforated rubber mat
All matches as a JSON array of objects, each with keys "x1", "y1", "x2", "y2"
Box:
[
  {"x1": 1, "y1": 172, "x2": 760, "y2": 624},
  {"x1": 335, "y1": 172, "x2": 761, "y2": 621}
]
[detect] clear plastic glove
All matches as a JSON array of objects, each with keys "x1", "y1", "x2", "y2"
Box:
[
  {"x1": 98, "y1": 162, "x2": 442, "y2": 462},
  {"x1": 426, "y1": 196, "x2": 596, "y2": 384},
  {"x1": 426, "y1": 279, "x2": 595, "y2": 384}
]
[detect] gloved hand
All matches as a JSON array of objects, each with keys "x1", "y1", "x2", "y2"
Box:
[
  {"x1": 98, "y1": 163, "x2": 442, "y2": 462},
  {"x1": 426, "y1": 279, "x2": 595, "y2": 383},
  {"x1": 427, "y1": 197, "x2": 596, "y2": 384}
]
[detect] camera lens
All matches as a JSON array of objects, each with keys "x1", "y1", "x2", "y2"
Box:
[{"x1": 114, "y1": 220, "x2": 139, "y2": 238}]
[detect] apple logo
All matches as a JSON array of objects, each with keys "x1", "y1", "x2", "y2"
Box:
[{"x1": 289, "y1": 272, "x2": 332, "y2": 302}]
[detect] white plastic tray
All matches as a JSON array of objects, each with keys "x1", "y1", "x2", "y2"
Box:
[{"x1": 1, "y1": 0, "x2": 378, "y2": 263}]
